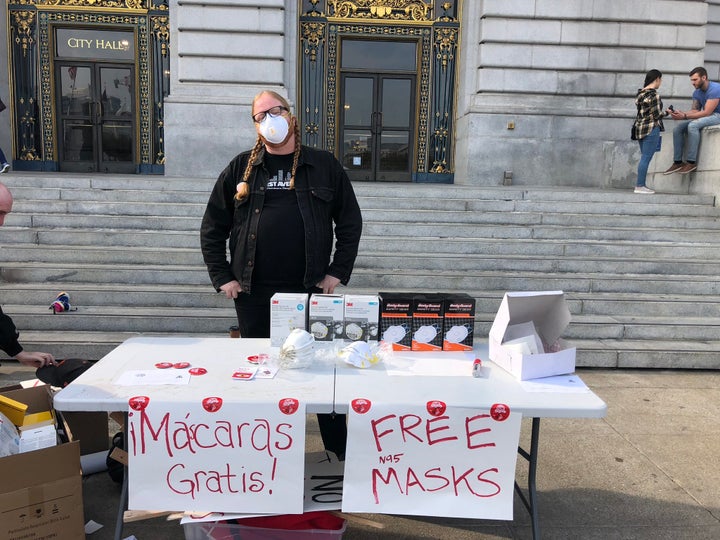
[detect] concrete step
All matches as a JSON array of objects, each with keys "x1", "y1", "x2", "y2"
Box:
[
  {"x1": 3, "y1": 260, "x2": 720, "y2": 295},
  {"x1": 4, "y1": 303, "x2": 717, "y2": 342},
  {"x1": 3, "y1": 173, "x2": 716, "y2": 206},
  {"x1": 3, "y1": 220, "x2": 719, "y2": 247},
  {"x1": 4, "y1": 237, "x2": 720, "y2": 267}
]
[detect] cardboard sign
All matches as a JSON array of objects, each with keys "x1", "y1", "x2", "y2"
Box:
[
  {"x1": 127, "y1": 396, "x2": 306, "y2": 513},
  {"x1": 342, "y1": 399, "x2": 521, "y2": 520},
  {"x1": 180, "y1": 451, "x2": 344, "y2": 524}
]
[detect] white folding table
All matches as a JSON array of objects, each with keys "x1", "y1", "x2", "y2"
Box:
[{"x1": 53, "y1": 336, "x2": 607, "y2": 540}]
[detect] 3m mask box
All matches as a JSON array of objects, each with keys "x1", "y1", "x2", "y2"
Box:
[
  {"x1": 309, "y1": 294, "x2": 344, "y2": 341},
  {"x1": 489, "y1": 291, "x2": 576, "y2": 380},
  {"x1": 270, "y1": 293, "x2": 308, "y2": 346},
  {"x1": 343, "y1": 294, "x2": 380, "y2": 342}
]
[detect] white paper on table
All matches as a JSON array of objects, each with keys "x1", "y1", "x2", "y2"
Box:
[
  {"x1": 114, "y1": 370, "x2": 191, "y2": 386},
  {"x1": 519, "y1": 374, "x2": 590, "y2": 393},
  {"x1": 255, "y1": 364, "x2": 279, "y2": 379},
  {"x1": 383, "y1": 350, "x2": 475, "y2": 376}
]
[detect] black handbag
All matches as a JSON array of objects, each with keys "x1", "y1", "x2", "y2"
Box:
[{"x1": 631, "y1": 124, "x2": 638, "y2": 140}]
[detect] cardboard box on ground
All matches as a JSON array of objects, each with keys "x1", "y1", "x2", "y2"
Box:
[
  {"x1": 0, "y1": 384, "x2": 86, "y2": 540},
  {"x1": 489, "y1": 291, "x2": 576, "y2": 380}
]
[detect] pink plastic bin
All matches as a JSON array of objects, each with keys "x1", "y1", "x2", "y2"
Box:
[{"x1": 184, "y1": 519, "x2": 346, "y2": 540}]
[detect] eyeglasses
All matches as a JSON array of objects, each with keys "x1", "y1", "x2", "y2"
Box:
[{"x1": 252, "y1": 105, "x2": 289, "y2": 123}]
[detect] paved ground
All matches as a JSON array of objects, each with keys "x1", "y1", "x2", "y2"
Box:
[{"x1": 1, "y1": 363, "x2": 719, "y2": 540}]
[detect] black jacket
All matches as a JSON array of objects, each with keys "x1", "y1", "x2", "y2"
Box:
[
  {"x1": 200, "y1": 145, "x2": 362, "y2": 294},
  {"x1": 0, "y1": 305, "x2": 23, "y2": 358}
]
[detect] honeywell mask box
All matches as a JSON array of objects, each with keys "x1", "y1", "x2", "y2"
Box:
[
  {"x1": 411, "y1": 293, "x2": 445, "y2": 351},
  {"x1": 343, "y1": 294, "x2": 380, "y2": 342},
  {"x1": 270, "y1": 293, "x2": 309, "y2": 346},
  {"x1": 379, "y1": 292, "x2": 414, "y2": 351},
  {"x1": 443, "y1": 293, "x2": 476, "y2": 351},
  {"x1": 309, "y1": 294, "x2": 345, "y2": 341},
  {"x1": 489, "y1": 291, "x2": 576, "y2": 380}
]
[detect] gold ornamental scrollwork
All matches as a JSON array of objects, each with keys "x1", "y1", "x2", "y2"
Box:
[
  {"x1": 434, "y1": 26, "x2": 456, "y2": 70},
  {"x1": 301, "y1": 21, "x2": 325, "y2": 62},
  {"x1": 151, "y1": 15, "x2": 169, "y2": 56},
  {"x1": 11, "y1": 11, "x2": 36, "y2": 58},
  {"x1": 31, "y1": 0, "x2": 144, "y2": 8},
  {"x1": 329, "y1": 0, "x2": 432, "y2": 22}
]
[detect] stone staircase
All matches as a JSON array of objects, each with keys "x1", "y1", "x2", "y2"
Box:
[{"x1": 1, "y1": 173, "x2": 719, "y2": 369}]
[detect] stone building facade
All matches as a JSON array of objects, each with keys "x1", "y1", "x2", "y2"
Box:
[{"x1": 2, "y1": 0, "x2": 720, "y2": 187}]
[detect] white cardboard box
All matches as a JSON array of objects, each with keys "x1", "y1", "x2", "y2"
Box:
[
  {"x1": 270, "y1": 293, "x2": 308, "y2": 346},
  {"x1": 489, "y1": 291, "x2": 576, "y2": 380},
  {"x1": 343, "y1": 294, "x2": 380, "y2": 341},
  {"x1": 309, "y1": 294, "x2": 345, "y2": 341}
]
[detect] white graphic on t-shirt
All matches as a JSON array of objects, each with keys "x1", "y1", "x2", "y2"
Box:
[{"x1": 266, "y1": 169, "x2": 293, "y2": 190}]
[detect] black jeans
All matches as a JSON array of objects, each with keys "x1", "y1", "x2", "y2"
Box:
[{"x1": 233, "y1": 284, "x2": 347, "y2": 460}]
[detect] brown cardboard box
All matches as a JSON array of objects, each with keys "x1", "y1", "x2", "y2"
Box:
[
  {"x1": 0, "y1": 385, "x2": 54, "y2": 427},
  {"x1": 0, "y1": 441, "x2": 85, "y2": 540},
  {"x1": 61, "y1": 411, "x2": 109, "y2": 455},
  {"x1": 0, "y1": 385, "x2": 58, "y2": 453}
]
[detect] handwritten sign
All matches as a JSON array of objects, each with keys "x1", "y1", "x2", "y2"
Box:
[
  {"x1": 127, "y1": 396, "x2": 306, "y2": 514},
  {"x1": 341, "y1": 399, "x2": 522, "y2": 520},
  {"x1": 180, "y1": 451, "x2": 344, "y2": 524}
]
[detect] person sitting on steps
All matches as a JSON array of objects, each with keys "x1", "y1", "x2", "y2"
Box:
[{"x1": 664, "y1": 66, "x2": 720, "y2": 175}]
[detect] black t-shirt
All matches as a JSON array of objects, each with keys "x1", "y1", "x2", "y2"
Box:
[{"x1": 252, "y1": 152, "x2": 306, "y2": 287}]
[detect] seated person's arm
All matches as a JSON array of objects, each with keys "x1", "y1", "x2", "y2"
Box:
[{"x1": 688, "y1": 98, "x2": 719, "y2": 120}]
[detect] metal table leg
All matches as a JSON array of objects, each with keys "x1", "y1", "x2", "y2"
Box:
[
  {"x1": 113, "y1": 413, "x2": 128, "y2": 540},
  {"x1": 514, "y1": 417, "x2": 541, "y2": 540}
]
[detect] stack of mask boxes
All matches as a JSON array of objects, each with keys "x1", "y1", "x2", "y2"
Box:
[{"x1": 380, "y1": 292, "x2": 475, "y2": 351}]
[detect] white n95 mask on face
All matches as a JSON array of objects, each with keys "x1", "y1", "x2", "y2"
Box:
[{"x1": 259, "y1": 114, "x2": 289, "y2": 144}]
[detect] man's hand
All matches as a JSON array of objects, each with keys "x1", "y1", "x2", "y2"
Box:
[
  {"x1": 219, "y1": 280, "x2": 242, "y2": 299},
  {"x1": 670, "y1": 109, "x2": 685, "y2": 120},
  {"x1": 316, "y1": 275, "x2": 341, "y2": 294},
  {"x1": 15, "y1": 351, "x2": 55, "y2": 368}
]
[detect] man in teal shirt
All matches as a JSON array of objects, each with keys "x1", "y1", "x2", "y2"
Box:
[{"x1": 664, "y1": 66, "x2": 720, "y2": 175}]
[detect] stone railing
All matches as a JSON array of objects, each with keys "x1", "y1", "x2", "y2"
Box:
[{"x1": 648, "y1": 124, "x2": 720, "y2": 203}]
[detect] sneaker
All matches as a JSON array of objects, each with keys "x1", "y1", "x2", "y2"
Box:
[
  {"x1": 634, "y1": 186, "x2": 655, "y2": 194},
  {"x1": 663, "y1": 162, "x2": 684, "y2": 175},
  {"x1": 678, "y1": 162, "x2": 697, "y2": 174},
  {"x1": 0, "y1": 163, "x2": 9, "y2": 174}
]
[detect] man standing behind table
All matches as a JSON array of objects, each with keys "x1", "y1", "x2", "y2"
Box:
[
  {"x1": 0, "y1": 182, "x2": 56, "y2": 368},
  {"x1": 664, "y1": 67, "x2": 720, "y2": 175},
  {"x1": 200, "y1": 90, "x2": 362, "y2": 460}
]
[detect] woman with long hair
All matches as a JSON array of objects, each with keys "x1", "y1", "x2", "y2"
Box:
[{"x1": 632, "y1": 69, "x2": 666, "y2": 194}]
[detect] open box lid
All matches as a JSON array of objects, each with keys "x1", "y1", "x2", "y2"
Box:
[{"x1": 489, "y1": 291, "x2": 571, "y2": 346}]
